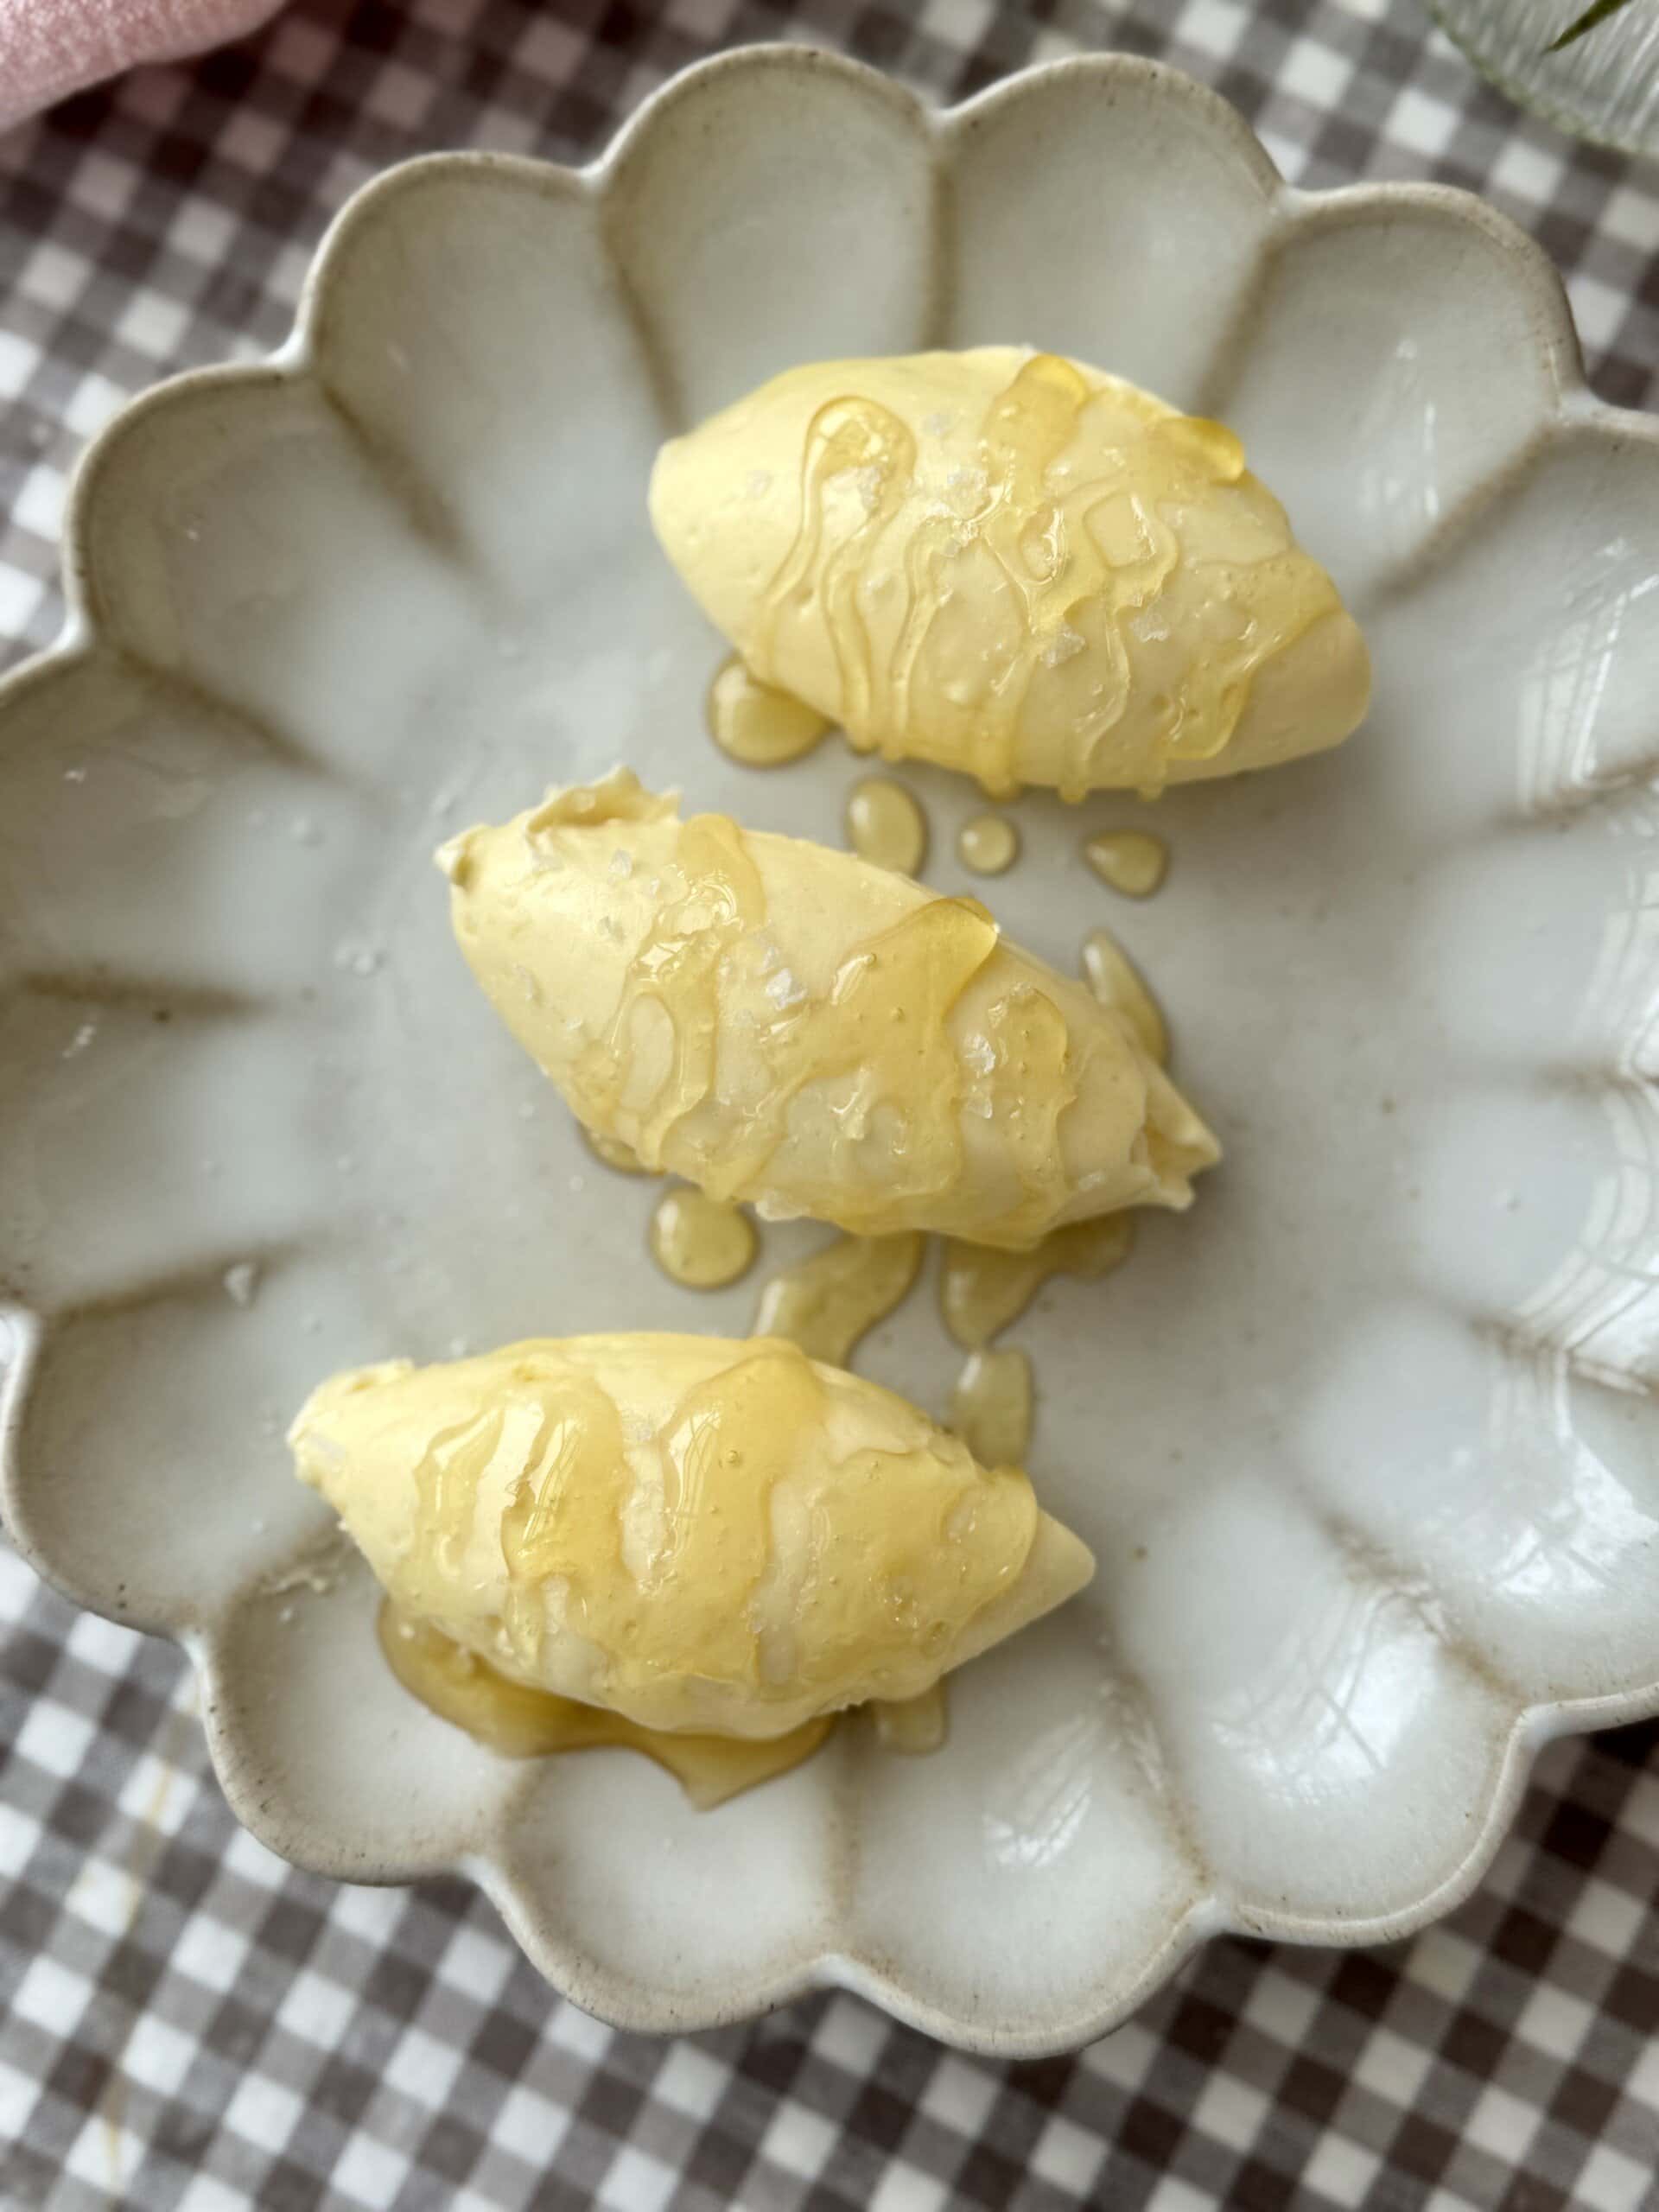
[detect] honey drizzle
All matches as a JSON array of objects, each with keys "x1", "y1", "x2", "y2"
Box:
[
  {"x1": 457, "y1": 768, "x2": 1212, "y2": 1249},
  {"x1": 300, "y1": 1337, "x2": 1038, "y2": 1732},
  {"x1": 950, "y1": 1346, "x2": 1033, "y2": 1465},
  {"x1": 940, "y1": 1215, "x2": 1136, "y2": 1350},
  {"x1": 870, "y1": 1681, "x2": 948, "y2": 1754},
  {"x1": 750, "y1": 353, "x2": 1338, "y2": 798},
  {"x1": 574, "y1": 808, "x2": 769, "y2": 1162},
  {"x1": 581, "y1": 1122, "x2": 656, "y2": 1175},
  {"x1": 751, "y1": 1231, "x2": 924, "y2": 1367},
  {"x1": 378, "y1": 1603, "x2": 832, "y2": 1808},
  {"x1": 1080, "y1": 927, "x2": 1169, "y2": 1065},
  {"x1": 845, "y1": 777, "x2": 927, "y2": 875},
  {"x1": 957, "y1": 814, "x2": 1020, "y2": 875},
  {"x1": 567, "y1": 806, "x2": 1000, "y2": 1227},
  {"x1": 706, "y1": 652, "x2": 830, "y2": 767},
  {"x1": 1084, "y1": 830, "x2": 1169, "y2": 899},
  {"x1": 649, "y1": 1186, "x2": 758, "y2": 1288}
]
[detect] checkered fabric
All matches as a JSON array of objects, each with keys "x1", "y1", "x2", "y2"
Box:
[{"x1": 3, "y1": 2, "x2": 1658, "y2": 2206}]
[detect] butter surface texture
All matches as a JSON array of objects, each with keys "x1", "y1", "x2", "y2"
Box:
[
  {"x1": 290, "y1": 1333, "x2": 1094, "y2": 1739},
  {"x1": 440, "y1": 771, "x2": 1217, "y2": 1248},
  {"x1": 651, "y1": 346, "x2": 1370, "y2": 797}
]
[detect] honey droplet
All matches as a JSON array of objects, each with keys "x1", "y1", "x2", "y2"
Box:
[
  {"x1": 378, "y1": 1602, "x2": 831, "y2": 1809},
  {"x1": 1080, "y1": 927, "x2": 1168, "y2": 1065},
  {"x1": 957, "y1": 813, "x2": 1020, "y2": 876},
  {"x1": 649, "y1": 1186, "x2": 758, "y2": 1289},
  {"x1": 1158, "y1": 413, "x2": 1246, "y2": 480},
  {"x1": 706, "y1": 653, "x2": 830, "y2": 767},
  {"x1": 870, "y1": 1680, "x2": 948, "y2": 1755},
  {"x1": 941, "y1": 1215, "x2": 1135, "y2": 1349},
  {"x1": 580, "y1": 1122, "x2": 655, "y2": 1175},
  {"x1": 1084, "y1": 830, "x2": 1168, "y2": 899},
  {"x1": 752, "y1": 1230, "x2": 924, "y2": 1368},
  {"x1": 950, "y1": 1346, "x2": 1033, "y2": 1466},
  {"x1": 845, "y1": 777, "x2": 927, "y2": 876}
]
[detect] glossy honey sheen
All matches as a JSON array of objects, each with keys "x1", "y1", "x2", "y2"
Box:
[
  {"x1": 950, "y1": 1346, "x2": 1033, "y2": 1465},
  {"x1": 706, "y1": 652, "x2": 830, "y2": 767},
  {"x1": 869, "y1": 1681, "x2": 949, "y2": 1755},
  {"x1": 845, "y1": 776, "x2": 927, "y2": 875},
  {"x1": 940, "y1": 1215, "x2": 1137, "y2": 1349},
  {"x1": 958, "y1": 814, "x2": 1020, "y2": 875},
  {"x1": 378, "y1": 1603, "x2": 832, "y2": 1807},
  {"x1": 582, "y1": 1122, "x2": 656, "y2": 1174},
  {"x1": 1084, "y1": 830, "x2": 1169, "y2": 898},
  {"x1": 290, "y1": 1334, "x2": 1057, "y2": 1738},
  {"x1": 648, "y1": 1185, "x2": 757, "y2": 1288},
  {"x1": 652, "y1": 346, "x2": 1370, "y2": 798},
  {"x1": 1081, "y1": 926, "x2": 1169, "y2": 1066},
  {"x1": 750, "y1": 1230, "x2": 924, "y2": 1366},
  {"x1": 441, "y1": 772, "x2": 1218, "y2": 1248}
]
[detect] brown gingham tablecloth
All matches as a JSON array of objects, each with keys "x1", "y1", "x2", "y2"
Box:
[{"x1": 3, "y1": 3, "x2": 1658, "y2": 2206}]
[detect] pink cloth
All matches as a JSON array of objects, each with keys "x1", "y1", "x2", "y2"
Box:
[{"x1": 0, "y1": 0, "x2": 286, "y2": 128}]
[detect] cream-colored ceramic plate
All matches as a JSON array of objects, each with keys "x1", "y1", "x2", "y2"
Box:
[{"x1": 4, "y1": 48, "x2": 1659, "y2": 2056}]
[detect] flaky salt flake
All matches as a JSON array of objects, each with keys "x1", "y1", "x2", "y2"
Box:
[
  {"x1": 753, "y1": 1192, "x2": 806, "y2": 1223},
  {"x1": 1042, "y1": 627, "x2": 1086, "y2": 668},
  {"x1": 521, "y1": 828, "x2": 564, "y2": 873},
  {"x1": 854, "y1": 465, "x2": 887, "y2": 513}
]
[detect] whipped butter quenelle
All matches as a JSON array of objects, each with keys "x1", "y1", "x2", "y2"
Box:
[
  {"x1": 438, "y1": 770, "x2": 1217, "y2": 1249},
  {"x1": 652, "y1": 346, "x2": 1370, "y2": 798},
  {"x1": 289, "y1": 1333, "x2": 1094, "y2": 1802}
]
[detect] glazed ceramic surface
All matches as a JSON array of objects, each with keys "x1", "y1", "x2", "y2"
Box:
[
  {"x1": 3, "y1": 48, "x2": 1658, "y2": 2055},
  {"x1": 1429, "y1": 0, "x2": 1659, "y2": 157}
]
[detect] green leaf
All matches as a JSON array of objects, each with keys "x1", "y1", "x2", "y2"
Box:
[{"x1": 1546, "y1": 0, "x2": 1641, "y2": 52}]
